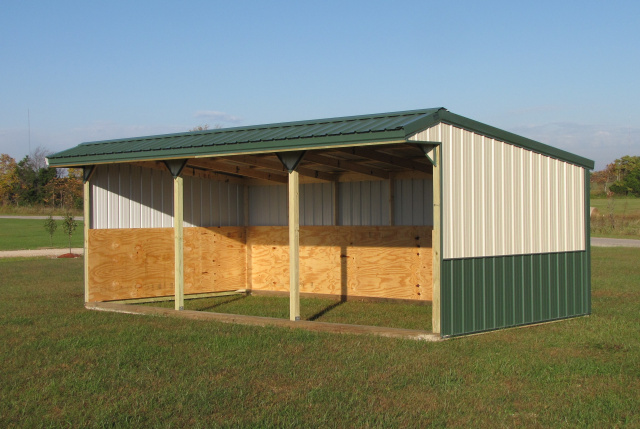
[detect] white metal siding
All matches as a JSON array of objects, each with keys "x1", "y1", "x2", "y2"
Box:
[
  {"x1": 394, "y1": 178, "x2": 433, "y2": 226},
  {"x1": 301, "y1": 183, "x2": 334, "y2": 226},
  {"x1": 248, "y1": 180, "x2": 433, "y2": 227},
  {"x1": 339, "y1": 181, "x2": 390, "y2": 226},
  {"x1": 411, "y1": 123, "x2": 585, "y2": 259},
  {"x1": 248, "y1": 185, "x2": 288, "y2": 226},
  {"x1": 91, "y1": 165, "x2": 244, "y2": 229},
  {"x1": 183, "y1": 175, "x2": 244, "y2": 227}
]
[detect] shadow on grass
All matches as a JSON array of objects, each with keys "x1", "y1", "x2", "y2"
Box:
[
  {"x1": 307, "y1": 298, "x2": 345, "y2": 321},
  {"x1": 197, "y1": 294, "x2": 248, "y2": 312}
]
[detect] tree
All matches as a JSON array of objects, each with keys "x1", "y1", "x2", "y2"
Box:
[
  {"x1": 43, "y1": 215, "x2": 58, "y2": 247},
  {"x1": 189, "y1": 124, "x2": 222, "y2": 132},
  {"x1": 608, "y1": 155, "x2": 640, "y2": 196},
  {"x1": 0, "y1": 154, "x2": 18, "y2": 205},
  {"x1": 62, "y1": 213, "x2": 78, "y2": 254}
]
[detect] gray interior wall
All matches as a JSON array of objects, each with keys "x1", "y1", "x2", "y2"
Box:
[
  {"x1": 91, "y1": 164, "x2": 244, "y2": 229},
  {"x1": 394, "y1": 178, "x2": 433, "y2": 226},
  {"x1": 92, "y1": 165, "x2": 434, "y2": 229},
  {"x1": 92, "y1": 164, "x2": 173, "y2": 229},
  {"x1": 183, "y1": 175, "x2": 244, "y2": 227},
  {"x1": 248, "y1": 179, "x2": 433, "y2": 227}
]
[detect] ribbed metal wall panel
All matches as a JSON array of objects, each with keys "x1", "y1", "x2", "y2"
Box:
[
  {"x1": 301, "y1": 183, "x2": 334, "y2": 226},
  {"x1": 394, "y1": 178, "x2": 433, "y2": 226},
  {"x1": 412, "y1": 123, "x2": 585, "y2": 259},
  {"x1": 440, "y1": 251, "x2": 589, "y2": 337},
  {"x1": 92, "y1": 164, "x2": 173, "y2": 229},
  {"x1": 248, "y1": 179, "x2": 433, "y2": 227},
  {"x1": 248, "y1": 185, "x2": 287, "y2": 226},
  {"x1": 339, "y1": 181, "x2": 390, "y2": 226},
  {"x1": 183, "y1": 176, "x2": 244, "y2": 227},
  {"x1": 91, "y1": 164, "x2": 244, "y2": 229}
]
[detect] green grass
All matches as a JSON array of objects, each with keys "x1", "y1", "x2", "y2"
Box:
[
  {"x1": 590, "y1": 198, "x2": 640, "y2": 239},
  {"x1": 144, "y1": 295, "x2": 432, "y2": 331},
  {"x1": 0, "y1": 218, "x2": 84, "y2": 250},
  {"x1": 590, "y1": 197, "x2": 640, "y2": 215},
  {"x1": 0, "y1": 204, "x2": 83, "y2": 217},
  {"x1": 1, "y1": 248, "x2": 639, "y2": 427}
]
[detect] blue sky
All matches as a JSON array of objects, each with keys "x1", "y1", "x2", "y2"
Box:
[{"x1": 1, "y1": 1, "x2": 638, "y2": 170}]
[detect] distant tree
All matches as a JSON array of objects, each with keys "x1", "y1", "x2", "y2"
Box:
[
  {"x1": 189, "y1": 124, "x2": 222, "y2": 132},
  {"x1": 0, "y1": 154, "x2": 18, "y2": 205},
  {"x1": 62, "y1": 213, "x2": 78, "y2": 254},
  {"x1": 608, "y1": 155, "x2": 640, "y2": 196},
  {"x1": 43, "y1": 214, "x2": 58, "y2": 247},
  {"x1": 30, "y1": 146, "x2": 50, "y2": 171}
]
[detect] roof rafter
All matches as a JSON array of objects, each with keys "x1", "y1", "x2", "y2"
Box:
[
  {"x1": 187, "y1": 158, "x2": 288, "y2": 183},
  {"x1": 220, "y1": 155, "x2": 338, "y2": 182},
  {"x1": 304, "y1": 153, "x2": 389, "y2": 179},
  {"x1": 335, "y1": 147, "x2": 432, "y2": 173}
]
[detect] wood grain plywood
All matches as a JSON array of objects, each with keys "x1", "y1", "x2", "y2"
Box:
[
  {"x1": 88, "y1": 227, "x2": 246, "y2": 302},
  {"x1": 247, "y1": 226, "x2": 433, "y2": 301},
  {"x1": 184, "y1": 227, "x2": 246, "y2": 294},
  {"x1": 88, "y1": 228, "x2": 174, "y2": 301}
]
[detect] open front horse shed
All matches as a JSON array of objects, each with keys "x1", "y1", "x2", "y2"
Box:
[{"x1": 47, "y1": 108, "x2": 594, "y2": 337}]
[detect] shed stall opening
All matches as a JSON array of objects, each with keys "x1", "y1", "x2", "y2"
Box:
[{"x1": 47, "y1": 108, "x2": 594, "y2": 337}]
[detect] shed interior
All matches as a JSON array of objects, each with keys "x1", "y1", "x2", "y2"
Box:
[{"x1": 87, "y1": 143, "x2": 437, "y2": 307}]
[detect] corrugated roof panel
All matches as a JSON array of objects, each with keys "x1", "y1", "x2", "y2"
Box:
[{"x1": 45, "y1": 107, "x2": 591, "y2": 169}]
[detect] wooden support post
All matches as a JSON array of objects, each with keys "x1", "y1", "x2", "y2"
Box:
[
  {"x1": 389, "y1": 178, "x2": 395, "y2": 226},
  {"x1": 174, "y1": 175, "x2": 184, "y2": 311},
  {"x1": 244, "y1": 184, "x2": 252, "y2": 291},
  {"x1": 432, "y1": 146, "x2": 441, "y2": 334},
  {"x1": 83, "y1": 177, "x2": 91, "y2": 303},
  {"x1": 288, "y1": 170, "x2": 300, "y2": 321},
  {"x1": 332, "y1": 181, "x2": 339, "y2": 226}
]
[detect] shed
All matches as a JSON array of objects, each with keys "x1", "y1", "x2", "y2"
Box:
[{"x1": 47, "y1": 108, "x2": 594, "y2": 337}]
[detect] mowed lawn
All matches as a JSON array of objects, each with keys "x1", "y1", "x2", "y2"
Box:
[
  {"x1": 0, "y1": 218, "x2": 84, "y2": 251},
  {"x1": 1, "y1": 249, "x2": 639, "y2": 427},
  {"x1": 591, "y1": 197, "x2": 640, "y2": 215}
]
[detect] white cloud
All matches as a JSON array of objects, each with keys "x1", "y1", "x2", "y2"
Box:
[
  {"x1": 194, "y1": 110, "x2": 243, "y2": 124},
  {"x1": 509, "y1": 122, "x2": 640, "y2": 171}
]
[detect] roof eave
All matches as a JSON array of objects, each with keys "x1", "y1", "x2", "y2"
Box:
[
  {"x1": 438, "y1": 111, "x2": 595, "y2": 169},
  {"x1": 46, "y1": 130, "x2": 409, "y2": 168}
]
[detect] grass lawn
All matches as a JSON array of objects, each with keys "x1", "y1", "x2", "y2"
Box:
[
  {"x1": 0, "y1": 205, "x2": 83, "y2": 217},
  {"x1": 143, "y1": 295, "x2": 432, "y2": 331},
  {"x1": 590, "y1": 197, "x2": 640, "y2": 215},
  {"x1": 0, "y1": 218, "x2": 84, "y2": 251},
  {"x1": 1, "y1": 249, "x2": 639, "y2": 427},
  {"x1": 591, "y1": 197, "x2": 640, "y2": 239}
]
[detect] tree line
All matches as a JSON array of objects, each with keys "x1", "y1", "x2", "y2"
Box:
[
  {"x1": 0, "y1": 147, "x2": 83, "y2": 209},
  {"x1": 591, "y1": 155, "x2": 640, "y2": 197}
]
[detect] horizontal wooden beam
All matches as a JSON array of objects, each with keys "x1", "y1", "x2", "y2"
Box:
[
  {"x1": 188, "y1": 159, "x2": 288, "y2": 183},
  {"x1": 336, "y1": 147, "x2": 432, "y2": 173},
  {"x1": 221, "y1": 155, "x2": 338, "y2": 182},
  {"x1": 131, "y1": 161, "x2": 245, "y2": 184},
  {"x1": 304, "y1": 153, "x2": 389, "y2": 179}
]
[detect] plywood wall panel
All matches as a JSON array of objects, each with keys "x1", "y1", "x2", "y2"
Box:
[
  {"x1": 88, "y1": 228, "x2": 175, "y2": 302},
  {"x1": 247, "y1": 226, "x2": 433, "y2": 301},
  {"x1": 89, "y1": 227, "x2": 246, "y2": 302},
  {"x1": 183, "y1": 227, "x2": 246, "y2": 294}
]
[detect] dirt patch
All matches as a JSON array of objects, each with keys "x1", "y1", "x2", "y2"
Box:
[{"x1": 57, "y1": 253, "x2": 82, "y2": 259}]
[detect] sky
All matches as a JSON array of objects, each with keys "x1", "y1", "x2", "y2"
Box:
[{"x1": 1, "y1": 0, "x2": 638, "y2": 171}]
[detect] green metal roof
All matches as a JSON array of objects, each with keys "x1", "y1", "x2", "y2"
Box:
[{"x1": 47, "y1": 107, "x2": 594, "y2": 169}]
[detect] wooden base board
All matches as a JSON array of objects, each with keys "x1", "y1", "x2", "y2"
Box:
[
  {"x1": 248, "y1": 290, "x2": 433, "y2": 306},
  {"x1": 86, "y1": 301, "x2": 441, "y2": 341}
]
